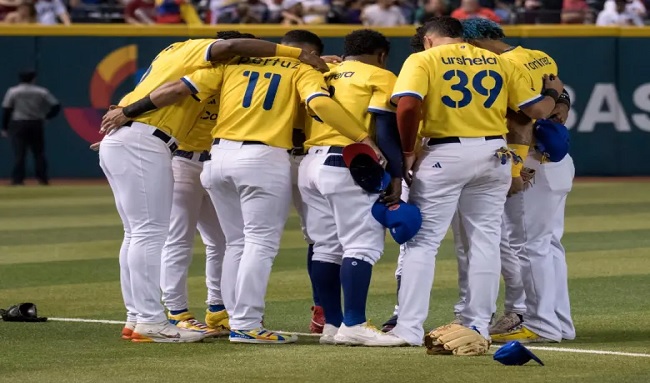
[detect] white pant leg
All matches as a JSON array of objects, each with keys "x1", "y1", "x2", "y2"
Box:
[
  {"x1": 299, "y1": 152, "x2": 343, "y2": 265},
  {"x1": 207, "y1": 141, "x2": 292, "y2": 330},
  {"x1": 291, "y1": 154, "x2": 313, "y2": 244},
  {"x1": 457, "y1": 140, "x2": 511, "y2": 337},
  {"x1": 392, "y1": 143, "x2": 470, "y2": 346},
  {"x1": 452, "y1": 209, "x2": 470, "y2": 317},
  {"x1": 518, "y1": 154, "x2": 574, "y2": 342},
  {"x1": 394, "y1": 180, "x2": 411, "y2": 278},
  {"x1": 101, "y1": 158, "x2": 138, "y2": 323},
  {"x1": 500, "y1": 195, "x2": 527, "y2": 315},
  {"x1": 160, "y1": 157, "x2": 204, "y2": 312},
  {"x1": 99, "y1": 126, "x2": 173, "y2": 324},
  {"x1": 197, "y1": 188, "x2": 226, "y2": 307},
  {"x1": 201, "y1": 153, "x2": 243, "y2": 318}
]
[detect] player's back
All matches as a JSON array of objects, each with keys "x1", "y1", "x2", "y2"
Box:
[
  {"x1": 402, "y1": 43, "x2": 537, "y2": 138},
  {"x1": 501, "y1": 47, "x2": 558, "y2": 90},
  {"x1": 305, "y1": 61, "x2": 395, "y2": 148},
  {"x1": 215, "y1": 56, "x2": 328, "y2": 149}
]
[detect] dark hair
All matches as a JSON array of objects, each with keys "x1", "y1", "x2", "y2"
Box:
[
  {"x1": 215, "y1": 30, "x2": 257, "y2": 40},
  {"x1": 422, "y1": 16, "x2": 463, "y2": 39},
  {"x1": 281, "y1": 30, "x2": 324, "y2": 55},
  {"x1": 343, "y1": 29, "x2": 390, "y2": 57},
  {"x1": 461, "y1": 19, "x2": 505, "y2": 40},
  {"x1": 410, "y1": 26, "x2": 425, "y2": 53},
  {"x1": 18, "y1": 70, "x2": 36, "y2": 83}
]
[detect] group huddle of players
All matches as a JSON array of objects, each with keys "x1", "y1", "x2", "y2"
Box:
[{"x1": 96, "y1": 15, "x2": 575, "y2": 355}]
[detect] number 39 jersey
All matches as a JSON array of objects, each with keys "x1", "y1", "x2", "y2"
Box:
[
  {"x1": 185, "y1": 56, "x2": 330, "y2": 149},
  {"x1": 392, "y1": 43, "x2": 543, "y2": 139}
]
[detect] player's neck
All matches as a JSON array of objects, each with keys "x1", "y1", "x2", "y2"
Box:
[
  {"x1": 481, "y1": 40, "x2": 514, "y2": 55},
  {"x1": 344, "y1": 55, "x2": 381, "y2": 67},
  {"x1": 427, "y1": 37, "x2": 463, "y2": 49}
]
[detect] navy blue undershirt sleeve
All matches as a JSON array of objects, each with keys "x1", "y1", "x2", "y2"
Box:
[{"x1": 373, "y1": 111, "x2": 403, "y2": 178}]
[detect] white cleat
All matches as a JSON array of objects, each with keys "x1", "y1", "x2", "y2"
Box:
[
  {"x1": 320, "y1": 324, "x2": 339, "y2": 345},
  {"x1": 131, "y1": 321, "x2": 206, "y2": 343},
  {"x1": 334, "y1": 322, "x2": 407, "y2": 347}
]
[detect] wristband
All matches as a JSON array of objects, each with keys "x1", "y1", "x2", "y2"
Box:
[
  {"x1": 541, "y1": 89, "x2": 560, "y2": 103},
  {"x1": 509, "y1": 144, "x2": 529, "y2": 177},
  {"x1": 556, "y1": 88, "x2": 571, "y2": 108},
  {"x1": 403, "y1": 151, "x2": 415, "y2": 158},
  {"x1": 275, "y1": 44, "x2": 302, "y2": 59},
  {"x1": 123, "y1": 95, "x2": 157, "y2": 118}
]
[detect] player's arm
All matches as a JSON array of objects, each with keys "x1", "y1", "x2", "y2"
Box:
[
  {"x1": 208, "y1": 39, "x2": 328, "y2": 72},
  {"x1": 549, "y1": 63, "x2": 571, "y2": 124},
  {"x1": 513, "y1": 69, "x2": 565, "y2": 120}
]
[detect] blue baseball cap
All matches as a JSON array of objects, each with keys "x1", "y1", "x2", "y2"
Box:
[
  {"x1": 493, "y1": 341, "x2": 544, "y2": 366},
  {"x1": 371, "y1": 200, "x2": 422, "y2": 244},
  {"x1": 533, "y1": 119, "x2": 570, "y2": 162},
  {"x1": 343, "y1": 143, "x2": 389, "y2": 193}
]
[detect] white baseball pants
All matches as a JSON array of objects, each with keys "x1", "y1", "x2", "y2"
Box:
[
  {"x1": 99, "y1": 122, "x2": 176, "y2": 324},
  {"x1": 517, "y1": 153, "x2": 575, "y2": 341},
  {"x1": 290, "y1": 153, "x2": 312, "y2": 244},
  {"x1": 201, "y1": 139, "x2": 292, "y2": 331},
  {"x1": 160, "y1": 155, "x2": 226, "y2": 312},
  {"x1": 392, "y1": 138, "x2": 510, "y2": 345},
  {"x1": 298, "y1": 147, "x2": 384, "y2": 266}
]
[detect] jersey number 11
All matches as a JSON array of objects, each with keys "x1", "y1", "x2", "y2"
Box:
[{"x1": 242, "y1": 71, "x2": 282, "y2": 111}]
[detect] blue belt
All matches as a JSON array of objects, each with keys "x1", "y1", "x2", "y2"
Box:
[
  {"x1": 323, "y1": 146, "x2": 345, "y2": 167},
  {"x1": 173, "y1": 150, "x2": 211, "y2": 162}
]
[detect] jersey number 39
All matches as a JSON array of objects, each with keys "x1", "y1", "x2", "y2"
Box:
[
  {"x1": 242, "y1": 71, "x2": 282, "y2": 111},
  {"x1": 441, "y1": 69, "x2": 503, "y2": 109}
]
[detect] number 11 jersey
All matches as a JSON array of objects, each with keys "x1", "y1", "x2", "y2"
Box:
[
  {"x1": 392, "y1": 43, "x2": 543, "y2": 139},
  {"x1": 185, "y1": 56, "x2": 330, "y2": 149}
]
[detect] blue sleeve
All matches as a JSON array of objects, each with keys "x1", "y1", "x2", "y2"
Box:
[{"x1": 374, "y1": 111, "x2": 403, "y2": 178}]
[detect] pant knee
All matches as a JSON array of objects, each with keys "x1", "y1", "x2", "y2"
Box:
[{"x1": 343, "y1": 250, "x2": 381, "y2": 266}]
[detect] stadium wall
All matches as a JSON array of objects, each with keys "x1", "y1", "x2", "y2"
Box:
[{"x1": 0, "y1": 25, "x2": 649, "y2": 178}]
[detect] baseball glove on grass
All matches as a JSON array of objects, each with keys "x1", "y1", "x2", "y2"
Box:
[{"x1": 424, "y1": 324, "x2": 490, "y2": 356}]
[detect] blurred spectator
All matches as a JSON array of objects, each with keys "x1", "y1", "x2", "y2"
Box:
[
  {"x1": 282, "y1": 0, "x2": 305, "y2": 24},
  {"x1": 327, "y1": 0, "x2": 362, "y2": 23},
  {"x1": 451, "y1": 0, "x2": 501, "y2": 22},
  {"x1": 247, "y1": 0, "x2": 269, "y2": 21},
  {"x1": 414, "y1": 0, "x2": 447, "y2": 24},
  {"x1": 155, "y1": 0, "x2": 202, "y2": 24},
  {"x1": 217, "y1": 0, "x2": 263, "y2": 22},
  {"x1": 265, "y1": 0, "x2": 283, "y2": 21},
  {"x1": 494, "y1": 0, "x2": 514, "y2": 21},
  {"x1": 300, "y1": 0, "x2": 328, "y2": 23},
  {"x1": 0, "y1": 0, "x2": 21, "y2": 20},
  {"x1": 34, "y1": 0, "x2": 71, "y2": 24},
  {"x1": 125, "y1": 0, "x2": 156, "y2": 24},
  {"x1": 519, "y1": 0, "x2": 562, "y2": 23},
  {"x1": 627, "y1": 0, "x2": 646, "y2": 17},
  {"x1": 208, "y1": 0, "x2": 238, "y2": 23},
  {"x1": 596, "y1": 0, "x2": 643, "y2": 24},
  {"x1": 2, "y1": 1, "x2": 36, "y2": 22},
  {"x1": 362, "y1": 0, "x2": 407, "y2": 26},
  {"x1": 561, "y1": 0, "x2": 590, "y2": 22}
]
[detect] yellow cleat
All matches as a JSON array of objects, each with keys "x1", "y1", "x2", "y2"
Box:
[
  {"x1": 168, "y1": 311, "x2": 220, "y2": 337},
  {"x1": 490, "y1": 326, "x2": 552, "y2": 344},
  {"x1": 205, "y1": 309, "x2": 230, "y2": 337}
]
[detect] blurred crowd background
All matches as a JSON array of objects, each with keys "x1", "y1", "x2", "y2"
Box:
[{"x1": 0, "y1": 0, "x2": 648, "y2": 28}]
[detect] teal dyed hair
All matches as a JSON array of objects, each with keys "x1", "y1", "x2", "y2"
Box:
[{"x1": 461, "y1": 18, "x2": 505, "y2": 40}]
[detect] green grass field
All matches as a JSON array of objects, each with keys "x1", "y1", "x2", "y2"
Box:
[{"x1": 1, "y1": 182, "x2": 649, "y2": 383}]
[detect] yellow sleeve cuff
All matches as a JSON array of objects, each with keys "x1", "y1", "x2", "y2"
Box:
[
  {"x1": 509, "y1": 144, "x2": 529, "y2": 177},
  {"x1": 275, "y1": 45, "x2": 301, "y2": 59}
]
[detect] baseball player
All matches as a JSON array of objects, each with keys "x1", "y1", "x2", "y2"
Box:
[
  {"x1": 462, "y1": 19, "x2": 575, "y2": 343},
  {"x1": 299, "y1": 29, "x2": 403, "y2": 346},
  {"x1": 178, "y1": 30, "x2": 382, "y2": 344},
  {"x1": 99, "y1": 38, "x2": 327, "y2": 343},
  {"x1": 381, "y1": 17, "x2": 564, "y2": 349},
  {"x1": 160, "y1": 31, "x2": 257, "y2": 337}
]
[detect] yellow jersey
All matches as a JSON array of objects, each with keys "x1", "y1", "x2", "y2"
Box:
[
  {"x1": 305, "y1": 60, "x2": 396, "y2": 148},
  {"x1": 179, "y1": 96, "x2": 220, "y2": 152},
  {"x1": 392, "y1": 43, "x2": 543, "y2": 139},
  {"x1": 128, "y1": 39, "x2": 218, "y2": 141},
  {"x1": 184, "y1": 56, "x2": 330, "y2": 149},
  {"x1": 501, "y1": 46, "x2": 558, "y2": 92}
]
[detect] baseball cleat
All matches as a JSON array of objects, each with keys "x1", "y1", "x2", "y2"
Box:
[
  {"x1": 205, "y1": 309, "x2": 230, "y2": 336},
  {"x1": 319, "y1": 324, "x2": 339, "y2": 345},
  {"x1": 310, "y1": 306, "x2": 325, "y2": 334},
  {"x1": 490, "y1": 326, "x2": 554, "y2": 344},
  {"x1": 489, "y1": 312, "x2": 523, "y2": 335},
  {"x1": 168, "y1": 311, "x2": 220, "y2": 337},
  {"x1": 121, "y1": 321, "x2": 136, "y2": 340},
  {"x1": 381, "y1": 314, "x2": 398, "y2": 333},
  {"x1": 334, "y1": 322, "x2": 407, "y2": 347},
  {"x1": 131, "y1": 321, "x2": 206, "y2": 343},
  {"x1": 229, "y1": 328, "x2": 298, "y2": 344}
]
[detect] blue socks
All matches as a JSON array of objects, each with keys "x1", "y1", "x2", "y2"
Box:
[
  {"x1": 341, "y1": 258, "x2": 373, "y2": 327},
  {"x1": 170, "y1": 309, "x2": 188, "y2": 316},
  {"x1": 209, "y1": 305, "x2": 226, "y2": 312},
  {"x1": 307, "y1": 244, "x2": 321, "y2": 306},
  {"x1": 311, "y1": 260, "x2": 343, "y2": 327}
]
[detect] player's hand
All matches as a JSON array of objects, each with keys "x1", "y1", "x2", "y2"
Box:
[
  {"x1": 507, "y1": 176, "x2": 524, "y2": 197},
  {"x1": 89, "y1": 142, "x2": 101, "y2": 152},
  {"x1": 321, "y1": 55, "x2": 342, "y2": 64},
  {"x1": 360, "y1": 137, "x2": 386, "y2": 167},
  {"x1": 381, "y1": 177, "x2": 402, "y2": 206},
  {"x1": 0, "y1": 130, "x2": 7, "y2": 138},
  {"x1": 549, "y1": 102, "x2": 569, "y2": 124},
  {"x1": 299, "y1": 50, "x2": 329, "y2": 73},
  {"x1": 101, "y1": 107, "x2": 129, "y2": 135},
  {"x1": 403, "y1": 154, "x2": 416, "y2": 186},
  {"x1": 543, "y1": 74, "x2": 564, "y2": 94}
]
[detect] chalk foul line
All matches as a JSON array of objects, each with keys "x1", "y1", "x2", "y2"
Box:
[{"x1": 47, "y1": 317, "x2": 650, "y2": 358}]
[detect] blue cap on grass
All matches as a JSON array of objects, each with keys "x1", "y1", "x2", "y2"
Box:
[
  {"x1": 493, "y1": 341, "x2": 545, "y2": 366},
  {"x1": 533, "y1": 119, "x2": 570, "y2": 162},
  {"x1": 371, "y1": 200, "x2": 422, "y2": 244}
]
